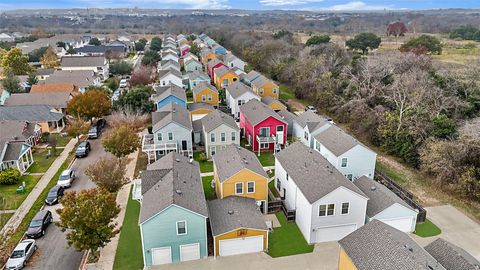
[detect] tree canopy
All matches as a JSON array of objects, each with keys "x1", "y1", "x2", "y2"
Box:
[
  {"x1": 346, "y1": 33, "x2": 381, "y2": 54},
  {"x1": 114, "y1": 86, "x2": 154, "y2": 114},
  {"x1": 67, "y1": 90, "x2": 111, "y2": 121},
  {"x1": 135, "y1": 38, "x2": 147, "y2": 51},
  {"x1": 110, "y1": 61, "x2": 133, "y2": 75},
  {"x1": 141, "y1": 50, "x2": 160, "y2": 66},
  {"x1": 102, "y1": 125, "x2": 140, "y2": 158},
  {"x1": 89, "y1": 37, "x2": 101, "y2": 46},
  {"x1": 149, "y1": 36, "x2": 162, "y2": 51},
  {"x1": 2, "y1": 73, "x2": 23, "y2": 93},
  {"x1": 449, "y1": 25, "x2": 480, "y2": 41},
  {"x1": 400, "y1": 35, "x2": 442, "y2": 55},
  {"x1": 1, "y1": 48, "x2": 35, "y2": 75},
  {"x1": 40, "y1": 46, "x2": 59, "y2": 68},
  {"x1": 85, "y1": 157, "x2": 128, "y2": 193},
  {"x1": 306, "y1": 35, "x2": 331, "y2": 46}
]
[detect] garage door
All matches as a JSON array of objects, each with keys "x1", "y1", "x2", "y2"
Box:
[
  {"x1": 180, "y1": 243, "x2": 200, "y2": 262},
  {"x1": 381, "y1": 217, "x2": 414, "y2": 232},
  {"x1": 219, "y1": 235, "x2": 264, "y2": 257},
  {"x1": 314, "y1": 224, "x2": 357, "y2": 243},
  {"x1": 192, "y1": 114, "x2": 208, "y2": 121},
  {"x1": 152, "y1": 247, "x2": 172, "y2": 265}
]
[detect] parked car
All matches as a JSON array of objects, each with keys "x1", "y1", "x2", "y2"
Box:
[
  {"x1": 305, "y1": 105, "x2": 317, "y2": 113},
  {"x1": 88, "y1": 126, "x2": 99, "y2": 139},
  {"x1": 57, "y1": 169, "x2": 75, "y2": 188},
  {"x1": 5, "y1": 239, "x2": 36, "y2": 269},
  {"x1": 26, "y1": 210, "x2": 53, "y2": 238},
  {"x1": 75, "y1": 141, "x2": 90, "y2": 158},
  {"x1": 96, "y1": 118, "x2": 107, "y2": 131},
  {"x1": 119, "y1": 79, "x2": 128, "y2": 88},
  {"x1": 45, "y1": 185, "x2": 64, "y2": 205}
]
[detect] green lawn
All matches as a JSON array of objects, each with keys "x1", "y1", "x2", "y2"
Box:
[
  {"x1": 415, "y1": 219, "x2": 442, "y2": 237},
  {"x1": 0, "y1": 174, "x2": 42, "y2": 210},
  {"x1": 201, "y1": 176, "x2": 216, "y2": 200},
  {"x1": 376, "y1": 161, "x2": 407, "y2": 186},
  {"x1": 113, "y1": 187, "x2": 143, "y2": 270},
  {"x1": 268, "y1": 180, "x2": 280, "y2": 198},
  {"x1": 52, "y1": 134, "x2": 72, "y2": 148},
  {"x1": 257, "y1": 151, "x2": 275, "y2": 167},
  {"x1": 268, "y1": 212, "x2": 314, "y2": 257},
  {"x1": 27, "y1": 148, "x2": 59, "y2": 174},
  {"x1": 0, "y1": 213, "x2": 14, "y2": 230},
  {"x1": 193, "y1": 152, "x2": 213, "y2": 173},
  {"x1": 268, "y1": 169, "x2": 275, "y2": 179},
  {"x1": 279, "y1": 84, "x2": 295, "y2": 100}
]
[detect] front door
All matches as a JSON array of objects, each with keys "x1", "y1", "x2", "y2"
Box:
[
  {"x1": 276, "y1": 125, "x2": 284, "y2": 144},
  {"x1": 182, "y1": 140, "x2": 188, "y2": 151}
]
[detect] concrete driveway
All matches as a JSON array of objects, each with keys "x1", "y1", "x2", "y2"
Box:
[
  {"x1": 412, "y1": 204, "x2": 480, "y2": 260},
  {"x1": 150, "y1": 242, "x2": 339, "y2": 270}
]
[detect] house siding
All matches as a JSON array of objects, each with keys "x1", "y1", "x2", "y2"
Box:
[
  {"x1": 336, "y1": 145, "x2": 376, "y2": 180},
  {"x1": 227, "y1": 91, "x2": 260, "y2": 119},
  {"x1": 157, "y1": 96, "x2": 186, "y2": 110},
  {"x1": 203, "y1": 125, "x2": 240, "y2": 158},
  {"x1": 160, "y1": 75, "x2": 183, "y2": 88},
  {"x1": 248, "y1": 116, "x2": 287, "y2": 152},
  {"x1": 141, "y1": 205, "x2": 207, "y2": 266},
  {"x1": 371, "y1": 203, "x2": 417, "y2": 232},
  {"x1": 214, "y1": 168, "x2": 268, "y2": 204},
  {"x1": 193, "y1": 88, "x2": 219, "y2": 106},
  {"x1": 338, "y1": 247, "x2": 358, "y2": 270},
  {"x1": 153, "y1": 122, "x2": 192, "y2": 152},
  {"x1": 185, "y1": 62, "x2": 203, "y2": 73},
  {"x1": 215, "y1": 72, "x2": 239, "y2": 89},
  {"x1": 253, "y1": 82, "x2": 279, "y2": 99},
  {"x1": 214, "y1": 229, "x2": 268, "y2": 257}
]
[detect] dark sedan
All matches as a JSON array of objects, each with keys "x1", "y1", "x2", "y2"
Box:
[
  {"x1": 75, "y1": 141, "x2": 91, "y2": 158},
  {"x1": 26, "y1": 210, "x2": 52, "y2": 239},
  {"x1": 45, "y1": 185, "x2": 64, "y2": 205}
]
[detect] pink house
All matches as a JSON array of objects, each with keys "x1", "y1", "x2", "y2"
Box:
[
  {"x1": 181, "y1": 47, "x2": 190, "y2": 57},
  {"x1": 240, "y1": 99, "x2": 287, "y2": 153}
]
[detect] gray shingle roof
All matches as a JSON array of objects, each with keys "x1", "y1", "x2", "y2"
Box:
[
  {"x1": 226, "y1": 81, "x2": 255, "y2": 99},
  {"x1": 339, "y1": 220, "x2": 446, "y2": 270},
  {"x1": 185, "y1": 58, "x2": 201, "y2": 67},
  {"x1": 158, "y1": 69, "x2": 182, "y2": 80},
  {"x1": 5, "y1": 92, "x2": 71, "y2": 108},
  {"x1": 275, "y1": 142, "x2": 366, "y2": 203},
  {"x1": 314, "y1": 125, "x2": 371, "y2": 156},
  {"x1": 151, "y1": 103, "x2": 192, "y2": 132},
  {"x1": 212, "y1": 144, "x2": 267, "y2": 183},
  {"x1": 239, "y1": 99, "x2": 285, "y2": 126},
  {"x1": 0, "y1": 120, "x2": 36, "y2": 142},
  {"x1": 0, "y1": 105, "x2": 63, "y2": 122},
  {"x1": 188, "y1": 102, "x2": 215, "y2": 112},
  {"x1": 45, "y1": 70, "x2": 96, "y2": 88},
  {"x1": 140, "y1": 152, "x2": 208, "y2": 224},
  {"x1": 161, "y1": 51, "x2": 178, "y2": 58},
  {"x1": 251, "y1": 74, "x2": 273, "y2": 89},
  {"x1": 244, "y1": 70, "x2": 261, "y2": 83},
  {"x1": 354, "y1": 176, "x2": 414, "y2": 217},
  {"x1": 214, "y1": 66, "x2": 235, "y2": 79},
  {"x1": 2, "y1": 141, "x2": 28, "y2": 162},
  {"x1": 425, "y1": 238, "x2": 480, "y2": 270},
  {"x1": 61, "y1": 56, "x2": 106, "y2": 67},
  {"x1": 35, "y1": 68, "x2": 55, "y2": 76},
  {"x1": 160, "y1": 59, "x2": 180, "y2": 69},
  {"x1": 294, "y1": 111, "x2": 330, "y2": 132},
  {"x1": 261, "y1": 96, "x2": 284, "y2": 108},
  {"x1": 192, "y1": 82, "x2": 218, "y2": 96},
  {"x1": 151, "y1": 85, "x2": 186, "y2": 103},
  {"x1": 187, "y1": 70, "x2": 209, "y2": 81},
  {"x1": 75, "y1": 45, "x2": 125, "y2": 54},
  {"x1": 201, "y1": 110, "x2": 238, "y2": 133},
  {"x1": 208, "y1": 196, "x2": 268, "y2": 236},
  {"x1": 277, "y1": 109, "x2": 296, "y2": 123}
]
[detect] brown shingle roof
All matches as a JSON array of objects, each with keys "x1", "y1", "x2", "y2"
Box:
[{"x1": 30, "y1": 84, "x2": 79, "y2": 95}]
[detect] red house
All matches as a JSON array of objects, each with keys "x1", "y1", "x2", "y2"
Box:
[
  {"x1": 240, "y1": 99, "x2": 287, "y2": 153},
  {"x1": 207, "y1": 58, "x2": 226, "y2": 82},
  {"x1": 181, "y1": 47, "x2": 190, "y2": 57}
]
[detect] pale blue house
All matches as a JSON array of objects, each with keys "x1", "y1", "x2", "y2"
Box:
[
  {"x1": 212, "y1": 44, "x2": 226, "y2": 55},
  {"x1": 139, "y1": 152, "x2": 208, "y2": 266},
  {"x1": 184, "y1": 59, "x2": 203, "y2": 73},
  {"x1": 151, "y1": 85, "x2": 187, "y2": 110},
  {"x1": 186, "y1": 71, "x2": 210, "y2": 90}
]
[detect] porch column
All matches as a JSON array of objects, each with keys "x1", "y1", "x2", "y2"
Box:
[{"x1": 29, "y1": 148, "x2": 33, "y2": 164}]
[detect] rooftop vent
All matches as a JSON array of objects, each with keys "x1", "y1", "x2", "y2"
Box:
[
  {"x1": 371, "y1": 186, "x2": 376, "y2": 191},
  {"x1": 189, "y1": 158, "x2": 193, "y2": 163},
  {"x1": 175, "y1": 189, "x2": 182, "y2": 195},
  {"x1": 404, "y1": 245, "x2": 413, "y2": 252},
  {"x1": 228, "y1": 210, "x2": 234, "y2": 215},
  {"x1": 175, "y1": 158, "x2": 180, "y2": 162}
]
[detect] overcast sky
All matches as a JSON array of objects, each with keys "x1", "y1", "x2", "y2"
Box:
[{"x1": 1, "y1": 0, "x2": 479, "y2": 10}]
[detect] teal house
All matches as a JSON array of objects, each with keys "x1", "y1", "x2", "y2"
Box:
[
  {"x1": 184, "y1": 59, "x2": 203, "y2": 73},
  {"x1": 139, "y1": 152, "x2": 208, "y2": 266},
  {"x1": 186, "y1": 71, "x2": 210, "y2": 90}
]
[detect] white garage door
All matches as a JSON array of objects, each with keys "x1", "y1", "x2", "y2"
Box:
[
  {"x1": 219, "y1": 235, "x2": 264, "y2": 257},
  {"x1": 314, "y1": 224, "x2": 357, "y2": 243},
  {"x1": 192, "y1": 114, "x2": 208, "y2": 121},
  {"x1": 180, "y1": 243, "x2": 200, "y2": 262},
  {"x1": 381, "y1": 217, "x2": 414, "y2": 232},
  {"x1": 152, "y1": 247, "x2": 172, "y2": 265}
]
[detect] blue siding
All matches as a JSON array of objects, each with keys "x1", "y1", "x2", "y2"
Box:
[
  {"x1": 157, "y1": 96, "x2": 186, "y2": 110},
  {"x1": 141, "y1": 205, "x2": 207, "y2": 266},
  {"x1": 185, "y1": 62, "x2": 203, "y2": 72}
]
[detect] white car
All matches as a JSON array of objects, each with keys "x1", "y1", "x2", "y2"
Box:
[
  {"x1": 57, "y1": 169, "x2": 75, "y2": 188},
  {"x1": 6, "y1": 239, "x2": 36, "y2": 269},
  {"x1": 119, "y1": 79, "x2": 128, "y2": 88}
]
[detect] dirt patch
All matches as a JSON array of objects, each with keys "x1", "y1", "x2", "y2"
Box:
[{"x1": 287, "y1": 99, "x2": 305, "y2": 112}]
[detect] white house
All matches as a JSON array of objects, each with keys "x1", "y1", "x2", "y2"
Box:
[
  {"x1": 158, "y1": 60, "x2": 180, "y2": 72},
  {"x1": 354, "y1": 176, "x2": 417, "y2": 232},
  {"x1": 158, "y1": 69, "x2": 183, "y2": 88},
  {"x1": 161, "y1": 47, "x2": 177, "y2": 55},
  {"x1": 274, "y1": 142, "x2": 368, "y2": 244},
  {"x1": 313, "y1": 125, "x2": 377, "y2": 180},
  {"x1": 161, "y1": 52, "x2": 179, "y2": 62},
  {"x1": 225, "y1": 53, "x2": 245, "y2": 71},
  {"x1": 200, "y1": 110, "x2": 240, "y2": 158},
  {"x1": 225, "y1": 81, "x2": 260, "y2": 120},
  {"x1": 60, "y1": 56, "x2": 109, "y2": 79},
  {"x1": 183, "y1": 52, "x2": 199, "y2": 62},
  {"x1": 292, "y1": 111, "x2": 332, "y2": 149}
]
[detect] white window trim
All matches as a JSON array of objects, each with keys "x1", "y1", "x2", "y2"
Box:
[
  {"x1": 221, "y1": 132, "x2": 226, "y2": 142},
  {"x1": 168, "y1": 132, "x2": 174, "y2": 140},
  {"x1": 341, "y1": 157, "x2": 348, "y2": 168},
  {"x1": 341, "y1": 202, "x2": 350, "y2": 215},
  {"x1": 247, "y1": 181, "x2": 255, "y2": 193},
  {"x1": 235, "y1": 182, "x2": 244, "y2": 195},
  {"x1": 259, "y1": 127, "x2": 270, "y2": 138},
  {"x1": 210, "y1": 133, "x2": 215, "y2": 143},
  {"x1": 210, "y1": 146, "x2": 216, "y2": 156},
  {"x1": 319, "y1": 203, "x2": 335, "y2": 217},
  {"x1": 176, "y1": 220, "x2": 187, "y2": 235},
  {"x1": 231, "y1": 132, "x2": 236, "y2": 141},
  {"x1": 157, "y1": 133, "x2": 163, "y2": 141},
  {"x1": 260, "y1": 143, "x2": 269, "y2": 149}
]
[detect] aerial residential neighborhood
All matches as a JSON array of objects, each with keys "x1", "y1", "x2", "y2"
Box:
[{"x1": 0, "y1": 3, "x2": 480, "y2": 270}]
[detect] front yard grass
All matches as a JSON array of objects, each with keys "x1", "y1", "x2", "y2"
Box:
[
  {"x1": 0, "y1": 174, "x2": 42, "y2": 210},
  {"x1": 201, "y1": 176, "x2": 216, "y2": 200},
  {"x1": 0, "y1": 213, "x2": 14, "y2": 230},
  {"x1": 257, "y1": 151, "x2": 275, "y2": 167},
  {"x1": 27, "y1": 148, "x2": 59, "y2": 174},
  {"x1": 193, "y1": 152, "x2": 213, "y2": 173},
  {"x1": 52, "y1": 134, "x2": 72, "y2": 148},
  {"x1": 268, "y1": 180, "x2": 280, "y2": 198},
  {"x1": 113, "y1": 186, "x2": 143, "y2": 270},
  {"x1": 268, "y1": 212, "x2": 314, "y2": 257},
  {"x1": 415, "y1": 219, "x2": 442, "y2": 237}
]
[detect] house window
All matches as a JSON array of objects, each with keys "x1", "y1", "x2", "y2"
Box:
[
  {"x1": 168, "y1": 132, "x2": 174, "y2": 140},
  {"x1": 304, "y1": 131, "x2": 308, "y2": 140},
  {"x1": 341, "y1": 202, "x2": 350, "y2": 215},
  {"x1": 247, "y1": 182, "x2": 255, "y2": 193},
  {"x1": 346, "y1": 174, "x2": 353, "y2": 181},
  {"x1": 223, "y1": 78, "x2": 228, "y2": 86},
  {"x1": 207, "y1": 94, "x2": 212, "y2": 101},
  {"x1": 319, "y1": 205, "x2": 327, "y2": 217},
  {"x1": 235, "y1": 182, "x2": 243, "y2": 194},
  {"x1": 176, "y1": 221, "x2": 187, "y2": 235},
  {"x1": 202, "y1": 95, "x2": 206, "y2": 102},
  {"x1": 286, "y1": 173, "x2": 288, "y2": 181},
  {"x1": 276, "y1": 179, "x2": 281, "y2": 190},
  {"x1": 260, "y1": 143, "x2": 269, "y2": 149},
  {"x1": 327, "y1": 204, "x2": 335, "y2": 216},
  {"x1": 210, "y1": 133, "x2": 215, "y2": 143},
  {"x1": 157, "y1": 133, "x2": 162, "y2": 141},
  {"x1": 259, "y1": 89, "x2": 264, "y2": 95},
  {"x1": 231, "y1": 132, "x2": 236, "y2": 141},
  {"x1": 210, "y1": 146, "x2": 216, "y2": 156},
  {"x1": 221, "y1": 132, "x2": 226, "y2": 142},
  {"x1": 341, "y1": 158, "x2": 348, "y2": 168},
  {"x1": 319, "y1": 204, "x2": 335, "y2": 216},
  {"x1": 273, "y1": 89, "x2": 277, "y2": 94},
  {"x1": 315, "y1": 142, "x2": 320, "y2": 152},
  {"x1": 259, "y1": 127, "x2": 269, "y2": 138},
  {"x1": 162, "y1": 81, "x2": 166, "y2": 86}
]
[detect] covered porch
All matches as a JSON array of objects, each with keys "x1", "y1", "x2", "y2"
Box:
[{"x1": 141, "y1": 134, "x2": 193, "y2": 163}]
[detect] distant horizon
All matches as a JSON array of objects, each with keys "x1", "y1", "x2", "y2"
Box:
[{"x1": 1, "y1": 0, "x2": 479, "y2": 12}]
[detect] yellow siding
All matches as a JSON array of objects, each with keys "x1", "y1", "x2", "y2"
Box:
[
  {"x1": 215, "y1": 72, "x2": 239, "y2": 89},
  {"x1": 218, "y1": 169, "x2": 268, "y2": 202},
  {"x1": 193, "y1": 88, "x2": 219, "y2": 106},
  {"x1": 202, "y1": 53, "x2": 218, "y2": 66},
  {"x1": 254, "y1": 81, "x2": 279, "y2": 99},
  {"x1": 338, "y1": 247, "x2": 358, "y2": 270},
  {"x1": 214, "y1": 229, "x2": 268, "y2": 256},
  {"x1": 269, "y1": 102, "x2": 286, "y2": 111}
]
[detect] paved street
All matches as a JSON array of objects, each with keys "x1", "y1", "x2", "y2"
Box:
[{"x1": 26, "y1": 137, "x2": 113, "y2": 270}]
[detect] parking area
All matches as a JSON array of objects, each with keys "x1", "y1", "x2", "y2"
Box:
[
  {"x1": 151, "y1": 241, "x2": 339, "y2": 270},
  {"x1": 412, "y1": 204, "x2": 480, "y2": 260}
]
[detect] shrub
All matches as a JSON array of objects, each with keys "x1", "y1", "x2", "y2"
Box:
[{"x1": 0, "y1": 168, "x2": 21, "y2": 185}]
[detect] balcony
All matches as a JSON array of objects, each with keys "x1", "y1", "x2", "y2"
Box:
[
  {"x1": 142, "y1": 134, "x2": 193, "y2": 163},
  {"x1": 256, "y1": 135, "x2": 276, "y2": 144}
]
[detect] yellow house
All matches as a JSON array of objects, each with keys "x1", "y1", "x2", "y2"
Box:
[
  {"x1": 212, "y1": 144, "x2": 269, "y2": 213},
  {"x1": 201, "y1": 48, "x2": 218, "y2": 66},
  {"x1": 214, "y1": 66, "x2": 239, "y2": 89},
  {"x1": 208, "y1": 196, "x2": 269, "y2": 257},
  {"x1": 251, "y1": 75, "x2": 279, "y2": 99},
  {"x1": 192, "y1": 82, "x2": 219, "y2": 106},
  {"x1": 188, "y1": 102, "x2": 215, "y2": 121},
  {"x1": 261, "y1": 96, "x2": 286, "y2": 112}
]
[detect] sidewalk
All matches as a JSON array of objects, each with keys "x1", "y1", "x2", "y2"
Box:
[
  {"x1": 95, "y1": 149, "x2": 139, "y2": 270},
  {"x1": 1, "y1": 138, "x2": 77, "y2": 235}
]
